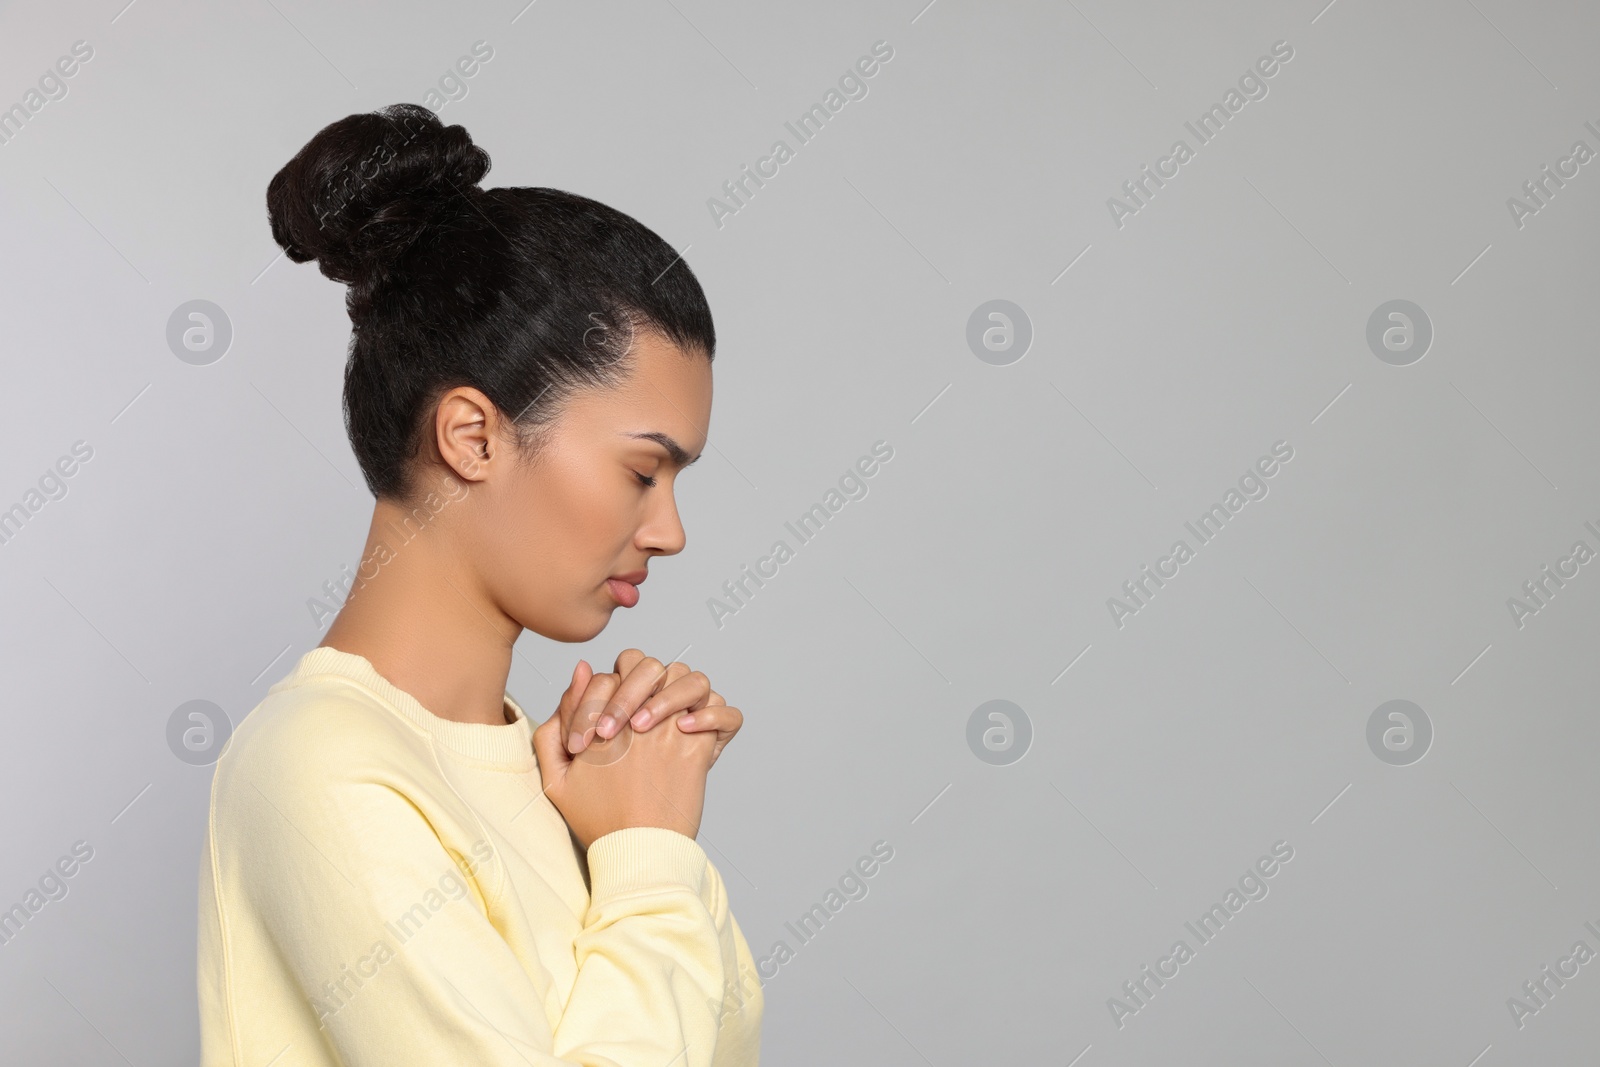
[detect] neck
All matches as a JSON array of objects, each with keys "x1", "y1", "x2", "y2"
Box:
[{"x1": 319, "y1": 498, "x2": 519, "y2": 726}]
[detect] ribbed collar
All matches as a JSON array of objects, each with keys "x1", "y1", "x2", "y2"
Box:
[{"x1": 271, "y1": 645, "x2": 536, "y2": 768}]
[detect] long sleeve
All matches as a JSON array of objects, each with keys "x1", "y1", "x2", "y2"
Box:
[
  {"x1": 197, "y1": 651, "x2": 763, "y2": 1066},
  {"x1": 209, "y1": 742, "x2": 751, "y2": 1065},
  {"x1": 216, "y1": 762, "x2": 546, "y2": 1062},
  {"x1": 557, "y1": 827, "x2": 760, "y2": 1067}
]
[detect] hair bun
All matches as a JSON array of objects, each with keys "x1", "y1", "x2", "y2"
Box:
[{"x1": 266, "y1": 102, "x2": 491, "y2": 291}]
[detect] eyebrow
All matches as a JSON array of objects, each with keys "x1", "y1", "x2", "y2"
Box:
[{"x1": 624, "y1": 431, "x2": 703, "y2": 467}]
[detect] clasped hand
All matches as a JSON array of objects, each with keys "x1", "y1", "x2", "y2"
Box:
[{"x1": 531, "y1": 650, "x2": 744, "y2": 851}]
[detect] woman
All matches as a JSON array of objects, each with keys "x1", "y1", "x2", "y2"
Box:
[{"x1": 196, "y1": 103, "x2": 764, "y2": 1065}]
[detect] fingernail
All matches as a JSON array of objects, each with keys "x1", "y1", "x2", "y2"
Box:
[
  {"x1": 567, "y1": 730, "x2": 584, "y2": 752},
  {"x1": 631, "y1": 709, "x2": 651, "y2": 729},
  {"x1": 597, "y1": 714, "x2": 615, "y2": 735},
  {"x1": 679, "y1": 714, "x2": 696, "y2": 728}
]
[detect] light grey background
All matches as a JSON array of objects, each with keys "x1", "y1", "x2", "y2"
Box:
[{"x1": 2, "y1": 0, "x2": 1597, "y2": 1063}]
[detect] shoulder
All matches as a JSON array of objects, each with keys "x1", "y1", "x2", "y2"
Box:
[
  {"x1": 210, "y1": 676, "x2": 433, "y2": 823},
  {"x1": 203, "y1": 676, "x2": 502, "y2": 927}
]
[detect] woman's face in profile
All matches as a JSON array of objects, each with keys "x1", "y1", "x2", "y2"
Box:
[{"x1": 472, "y1": 329, "x2": 712, "y2": 643}]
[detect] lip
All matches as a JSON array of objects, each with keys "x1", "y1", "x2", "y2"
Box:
[
  {"x1": 609, "y1": 569, "x2": 648, "y2": 585},
  {"x1": 605, "y1": 576, "x2": 642, "y2": 608}
]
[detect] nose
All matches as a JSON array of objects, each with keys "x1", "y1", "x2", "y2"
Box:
[{"x1": 638, "y1": 487, "x2": 687, "y2": 556}]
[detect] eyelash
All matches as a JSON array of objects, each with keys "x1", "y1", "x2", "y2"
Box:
[{"x1": 634, "y1": 471, "x2": 657, "y2": 489}]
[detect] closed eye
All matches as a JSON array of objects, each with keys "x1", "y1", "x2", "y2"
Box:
[{"x1": 633, "y1": 471, "x2": 657, "y2": 488}]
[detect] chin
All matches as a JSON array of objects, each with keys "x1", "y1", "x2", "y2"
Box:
[
  {"x1": 578, "y1": 613, "x2": 613, "y2": 641},
  {"x1": 518, "y1": 604, "x2": 611, "y2": 644}
]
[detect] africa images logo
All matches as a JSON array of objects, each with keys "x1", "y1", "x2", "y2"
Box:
[{"x1": 1105, "y1": 40, "x2": 1295, "y2": 229}]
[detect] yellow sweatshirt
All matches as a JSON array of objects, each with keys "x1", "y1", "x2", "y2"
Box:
[{"x1": 196, "y1": 646, "x2": 764, "y2": 1065}]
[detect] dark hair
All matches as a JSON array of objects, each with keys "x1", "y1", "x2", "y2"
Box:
[{"x1": 266, "y1": 102, "x2": 715, "y2": 502}]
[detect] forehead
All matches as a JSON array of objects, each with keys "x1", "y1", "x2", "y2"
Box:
[{"x1": 569, "y1": 328, "x2": 711, "y2": 446}]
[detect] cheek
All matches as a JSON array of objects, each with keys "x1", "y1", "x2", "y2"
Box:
[
  {"x1": 507, "y1": 461, "x2": 633, "y2": 577},
  {"x1": 558, "y1": 473, "x2": 624, "y2": 538},
  {"x1": 467, "y1": 452, "x2": 638, "y2": 640}
]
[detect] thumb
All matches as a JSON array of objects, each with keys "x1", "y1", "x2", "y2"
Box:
[
  {"x1": 554, "y1": 659, "x2": 594, "y2": 739},
  {"x1": 539, "y1": 661, "x2": 590, "y2": 778},
  {"x1": 567, "y1": 659, "x2": 594, "y2": 704},
  {"x1": 531, "y1": 712, "x2": 571, "y2": 785}
]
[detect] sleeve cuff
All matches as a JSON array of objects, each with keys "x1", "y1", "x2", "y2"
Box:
[{"x1": 586, "y1": 826, "x2": 709, "y2": 903}]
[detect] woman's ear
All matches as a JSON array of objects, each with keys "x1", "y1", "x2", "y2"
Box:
[{"x1": 435, "y1": 387, "x2": 496, "y2": 481}]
